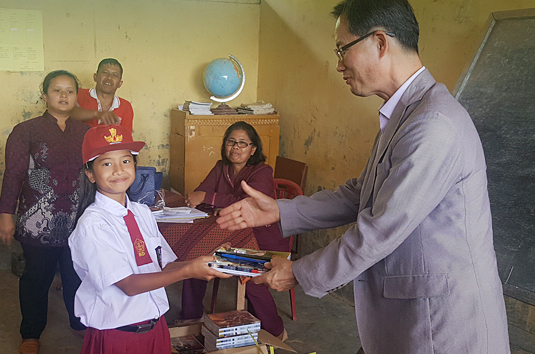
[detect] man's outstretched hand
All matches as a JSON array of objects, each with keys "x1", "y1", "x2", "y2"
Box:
[{"x1": 216, "y1": 181, "x2": 281, "y2": 230}]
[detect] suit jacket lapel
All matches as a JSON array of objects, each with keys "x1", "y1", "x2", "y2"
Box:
[
  {"x1": 359, "y1": 69, "x2": 437, "y2": 210},
  {"x1": 360, "y1": 132, "x2": 381, "y2": 210}
]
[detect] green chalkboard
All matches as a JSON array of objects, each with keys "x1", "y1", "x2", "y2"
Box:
[{"x1": 453, "y1": 8, "x2": 535, "y2": 305}]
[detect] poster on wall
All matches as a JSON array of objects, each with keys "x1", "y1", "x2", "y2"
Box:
[{"x1": 0, "y1": 8, "x2": 44, "y2": 72}]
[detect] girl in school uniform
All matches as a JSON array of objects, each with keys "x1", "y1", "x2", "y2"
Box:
[{"x1": 69, "y1": 125, "x2": 231, "y2": 354}]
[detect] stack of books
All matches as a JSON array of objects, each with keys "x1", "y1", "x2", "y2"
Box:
[
  {"x1": 208, "y1": 247, "x2": 291, "y2": 277},
  {"x1": 201, "y1": 310, "x2": 261, "y2": 351},
  {"x1": 237, "y1": 101, "x2": 275, "y2": 115},
  {"x1": 181, "y1": 101, "x2": 213, "y2": 115}
]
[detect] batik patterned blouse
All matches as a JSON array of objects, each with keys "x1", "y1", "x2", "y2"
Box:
[{"x1": 0, "y1": 111, "x2": 90, "y2": 247}]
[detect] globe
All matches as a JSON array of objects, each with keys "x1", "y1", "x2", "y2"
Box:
[{"x1": 203, "y1": 55, "x2": 245, "y2": 105}]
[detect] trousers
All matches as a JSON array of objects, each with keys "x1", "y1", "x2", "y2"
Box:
[{"x1": 19, "y1": 243, "x2": 85, "y2": 339}]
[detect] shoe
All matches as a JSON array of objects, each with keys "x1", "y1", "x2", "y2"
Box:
[
  {"x1": 19, "y1": 339, "x2": 40, "y2": 354},
  {"x1": 276, "y1": 329, "x2": 288, "y2": 342}
]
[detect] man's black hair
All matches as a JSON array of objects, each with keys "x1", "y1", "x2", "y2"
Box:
[
  {"x1": 332, "y1": 0, "x2": 419, "y2": 53},
  {"x1": 97, "y1": 58, "x2": 124, "y2": 76}
]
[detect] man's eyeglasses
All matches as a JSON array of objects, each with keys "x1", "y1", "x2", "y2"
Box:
[
  {"x1": 334, "y1": 30, "x2": 396, "y2": 61},
  {"x1": 226, "y1": 139, "x2": 253, "y2": 148}
]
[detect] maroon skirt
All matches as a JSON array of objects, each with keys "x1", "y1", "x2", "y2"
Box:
[{"x1": 81, "y1": 316, "x2": 171, "y2": 354}]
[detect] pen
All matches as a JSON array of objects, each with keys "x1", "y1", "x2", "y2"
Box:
[
  {"x1": 215, "y1": 251, "x2": 271, "y2": 262},
  {"x1": 210, "y1": 263, "x2": 261, "y2": 273},
  {"x1": 155, "y1": 246, "x2": 162, "y2": 270},
  {"x1": 217, "y1": 257, "x2": 266, "y2": 269},
  {"x1": 218, "y1": 253, "x2": 268, "y2": 264}
]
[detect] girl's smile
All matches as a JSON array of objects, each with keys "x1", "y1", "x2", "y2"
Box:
[{"x1": 85, "y1": 149, "x2": 136, "y2": 206}]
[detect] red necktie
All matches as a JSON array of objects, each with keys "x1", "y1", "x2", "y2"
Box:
[{"x1": 124, "y1": 210, "x2": 153, "y2": 266}]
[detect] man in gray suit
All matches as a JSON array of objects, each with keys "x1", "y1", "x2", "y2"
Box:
[{"x1": 217, "y1": 0, "x2": 510, "y2": 353}]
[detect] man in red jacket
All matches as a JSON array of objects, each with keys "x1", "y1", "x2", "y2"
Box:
[{"x1": 71, "y1": 58, "x2": 133, "y2": 130}]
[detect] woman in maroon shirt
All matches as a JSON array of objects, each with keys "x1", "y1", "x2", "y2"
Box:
[
  {"x1": 182, "y1": 121, "x2": 288, "y2": 339},
  {"x1": 0, "y1": 70, "x2": 89, "y2": 354}
]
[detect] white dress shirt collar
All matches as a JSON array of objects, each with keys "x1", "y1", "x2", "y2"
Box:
[
  {"x1": 379, "y1": 66, "x2": 426, "y2": 132},
  {"x1": 94, "y1": 191, "x2": 131, "y2": 217}
]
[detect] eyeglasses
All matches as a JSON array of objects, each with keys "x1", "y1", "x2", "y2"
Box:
[
  {"x1": 225, "y1": 139, "x2": 253, "y2": 148},
  {"x1": 334, "y1": 30, "x2": 396, "y2": 61}
]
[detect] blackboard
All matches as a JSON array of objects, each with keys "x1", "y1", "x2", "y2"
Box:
[{"x1": 453, "y1": 8, "x2": 535, "y2": 305}]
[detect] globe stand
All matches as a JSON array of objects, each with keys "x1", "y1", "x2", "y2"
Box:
[{"x1": 211, "y1": 102, "x2": 237, "y2": 115}]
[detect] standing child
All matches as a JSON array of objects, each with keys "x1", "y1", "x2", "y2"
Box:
[
  {"x1": 0, "y1": 70, "x2": 89, "y2": 354},
  {"x1": 69, "y1": 125, "x2": 231, "y2": 354}
]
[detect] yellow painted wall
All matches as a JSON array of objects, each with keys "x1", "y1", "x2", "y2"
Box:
[
  {"x1": 0, "y1": 0, "x2": 261, "y2": 187},
  {"x1": 257, "y1": 0, "x2": 535, "y2": 271},
  {"x1": 1, "y1": 0, "x2": 533, "y2": 272}
]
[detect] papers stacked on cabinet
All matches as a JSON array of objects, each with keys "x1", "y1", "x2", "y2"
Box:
[
  {"x1": 237, "y1": 101, "x2": 275, "y2": 115},
  {"x1": 181, "y1": 101, "x2": 213, "y2": 115}
]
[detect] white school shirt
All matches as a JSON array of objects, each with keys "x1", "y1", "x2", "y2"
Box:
[{"x1": 69, "y1": 192, "x2": 177, "y2": 329}]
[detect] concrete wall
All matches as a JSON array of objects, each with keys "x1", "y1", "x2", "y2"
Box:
[
  {"x1": 0, "y1": 0, "x2": 260, "y2": 176},
  {"x1": 257, "y1": 0, "x2": 535, "y2": 301},
  {"x1": 0, "y1": 0, "x2": 261, "y2": 268},
  {"x1": 2, "y1": 0, "x2": 535, "y2": 326}
]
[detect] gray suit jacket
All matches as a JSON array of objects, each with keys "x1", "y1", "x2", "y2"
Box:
[{"x1": 278, "y1": 70, "x2": 509, "y2": 354}]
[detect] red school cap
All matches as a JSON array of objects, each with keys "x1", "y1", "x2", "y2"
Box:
[{"x1": 82, "y1": 125, "x2": 145, "y2": 164}]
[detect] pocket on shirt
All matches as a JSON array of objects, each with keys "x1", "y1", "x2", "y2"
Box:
[{"x1": 383, "y1": 274, "x2": 449, "y2": 299}]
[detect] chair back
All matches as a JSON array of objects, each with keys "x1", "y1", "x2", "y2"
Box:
[
  {"x1": 273, "y1": 178, "x2": 303, "y2": 200},
  {"x1": 274, "y1": 156, "x2": 307, "y2": 192}
]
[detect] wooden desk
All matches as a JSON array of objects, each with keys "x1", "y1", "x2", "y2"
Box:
[
  {"x1": 157, "y1": 191, "x2": 258, "y2": 310},
  {"x1": 158, "y1": 219, "x2": 258, "y2": 262}
]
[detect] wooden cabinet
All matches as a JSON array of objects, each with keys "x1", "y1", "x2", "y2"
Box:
[{"x1": 169, "y1": 109, "x2": 280, "y2": 195}]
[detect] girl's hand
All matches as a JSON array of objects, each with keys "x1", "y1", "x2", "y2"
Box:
[
  {"x1": 185, "y1": 191, "x2": 206, "y2": 208},
  {"x1": 187, "y1": 255, "x2": 232, "y2": 281},
  {"x1": 0, "y1": 213, "x2": 15, "y2": 246}
]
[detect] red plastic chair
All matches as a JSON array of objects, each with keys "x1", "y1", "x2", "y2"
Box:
[{"x1": 273, "y1": 178, "x2": 303, "y2": 321}]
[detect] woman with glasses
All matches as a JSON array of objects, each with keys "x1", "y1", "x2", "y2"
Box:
[{"x1": 181, "y1": 121, "x2": 288, "y2": 341}]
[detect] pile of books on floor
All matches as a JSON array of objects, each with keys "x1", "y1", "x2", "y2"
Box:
[
  {"x1": 201, "y1": 310, "x2": 261, "y2": 351},
  {"x1": 237, "y1": 101, "x2": 275, "y2": 115},
  {"x1": 180, "y1": 100, "x2": 213, "y2": 115}
]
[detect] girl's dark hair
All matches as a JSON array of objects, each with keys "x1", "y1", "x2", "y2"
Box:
[
  {"x1": 75, "y1": 156, "x2": 137, "y2": 225},
  {"x1": 220, "y1": 121, "x2": 266, "y2": 166},
  {"x1": 41, "y1": 70, "x2": 80, "y2": 95},
  {"x1": 75, "y1": 161, "x2": 97, "y2": 224}
]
